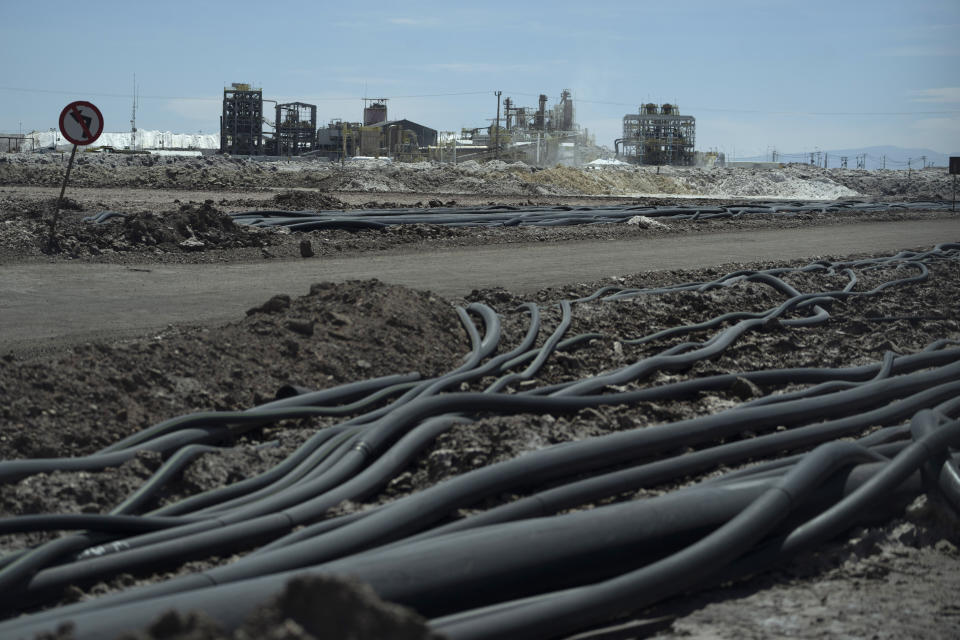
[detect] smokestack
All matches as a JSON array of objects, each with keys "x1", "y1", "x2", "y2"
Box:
[{"x1": 536, "y1": 94, "x2": 547, "y2": 131}]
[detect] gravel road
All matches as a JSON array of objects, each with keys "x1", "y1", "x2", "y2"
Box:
[{"x1": 3, "y1": 218, "x2": 958, "y2": 354}]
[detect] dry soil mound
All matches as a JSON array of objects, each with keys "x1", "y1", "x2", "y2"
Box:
[{"x1": 2, "y1": 153, "x2": 950, "y2": 201}]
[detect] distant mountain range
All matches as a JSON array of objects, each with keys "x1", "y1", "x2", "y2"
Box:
[{"x1": 738, "y1": 146, "x2": 958, "y2": 170}]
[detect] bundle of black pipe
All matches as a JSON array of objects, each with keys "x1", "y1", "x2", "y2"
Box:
[
  {"x1": 77, "y1": 201, "x2": 956, "y2": 231},
  {"x1": 5, "y1": 418, "x2": 957, "y2": 639},
  {"x1": 224, "y1": 201, "x2": 953, "y2": 231},
  {"x1": 1, "y1": 243, "x2": 959, "y2": 639}
]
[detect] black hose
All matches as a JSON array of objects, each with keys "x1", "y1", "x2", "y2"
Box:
[
  {"x1": 2, "y1": 243, "x2": 958, "y2": 638},
  {"x1": 0, "y1": 427, "x2": 233, "y2": 485},
  {"x1": 1, "y1": 445, "x2": 904, "y2": 640},
  {"x1": 217, "y1": 201, "x2": 958, "y2": 232},
  {"x1": 10, "y1": 357, "x2": 960, "y2": 606},
  {"x1": 0, "y1": 514, "x2": 205, "y2": 536},
  {"x1": 392, "y1": 379, "x2": 960, "y2": 542},
  {"x1": 428, "y1": 440, "x2": 924, "y2": 639}
]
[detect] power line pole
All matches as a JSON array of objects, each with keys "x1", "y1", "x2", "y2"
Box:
[{"x1": 494, "y1": 91, "x2": 502, "y2": 160}]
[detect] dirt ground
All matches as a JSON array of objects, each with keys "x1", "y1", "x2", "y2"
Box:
[
  {"x1": 0, "y1": 186, "x2": 955, "y2": 267},
  {"x1": 0, "y1": 153, "x2": 954, "y2": 265},
  {"x1": 1, "y1": 153, "x2": 953, "y2": 201},
  {"x1": 1, "y1": 157, "x2": 959, "y2": 639}
]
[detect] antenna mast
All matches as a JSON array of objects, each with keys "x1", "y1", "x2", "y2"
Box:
[{"x1": 130, "y1": 74, "x2": 138, "y2": 151}]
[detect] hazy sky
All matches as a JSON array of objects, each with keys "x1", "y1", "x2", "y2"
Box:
[{"x1": 2, "y1": 0, "x2": 958, "y2": 157}]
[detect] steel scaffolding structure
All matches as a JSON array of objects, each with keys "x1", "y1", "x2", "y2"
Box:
[
  {"x1": 482, "y1": 89, "x2": 594, "y2": 166},
  {"x1": 220, "y1": 83, "x2": 263, "y2": 155},
  {"x1": 618, "y1": 103, "x2": 695, "y2": 166},
  {"x1": 275, "y1": 102, "x2": 317, "y2": 156}
]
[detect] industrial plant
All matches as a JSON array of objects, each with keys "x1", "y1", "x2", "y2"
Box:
[
  {"x1": 218, "y1": 83, "x2": 601, "y2": 165},
  {"x1": 313, "y1": 98, "x2": 438, "y2": 162},
  {"x1": 220, "y1": 84, "x2": 436, "y2": 161},
  {"x1": 616, "y1": 103, "x2": 696, "y2": 166},
  {"x1": 455, "y1": 89, "x2": 598, "y2": 165}
]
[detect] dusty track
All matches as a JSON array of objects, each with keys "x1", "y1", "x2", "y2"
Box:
[{"x1": 3, "y1": 218, "x2": 959, "y2": 354}]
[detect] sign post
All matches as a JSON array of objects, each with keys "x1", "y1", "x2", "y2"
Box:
[
  {"x1": 950, "y1": 157, "x2": 959, "y2": 212},
  {"x1": 49, "y1": 101, "x2": 104, "y2": 250}
]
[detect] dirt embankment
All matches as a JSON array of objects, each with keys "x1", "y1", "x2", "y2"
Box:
[
  {"x1": 1, "y1": 153, "x2": 953, "y2": 200},
  {"x1": 0, "y1": 280, "x2": 464, "y2": 462}
]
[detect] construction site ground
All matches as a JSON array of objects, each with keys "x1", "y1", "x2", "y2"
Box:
[{"x1": 1, "y1": 156, "x2": 959, "y2": 639}]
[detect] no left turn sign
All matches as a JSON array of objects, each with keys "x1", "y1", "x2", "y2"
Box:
[{"x1": 59, "y1": 101, "x2": 104, "y2": 146}]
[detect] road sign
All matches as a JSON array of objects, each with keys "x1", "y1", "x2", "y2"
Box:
[
  {"x1": 58, "y1": 101, "x2": 104, "y2": 146},
  {"x1": 50, "y1": 101, "x2": 105, "y2": 248},
  {"x1": 951, "y1": 158, "x2": 958, "y2": 211}
]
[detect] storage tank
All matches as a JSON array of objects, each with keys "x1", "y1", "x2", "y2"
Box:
[{"x1": 364, "y1": 101, "x2": 388, "y2": 126}]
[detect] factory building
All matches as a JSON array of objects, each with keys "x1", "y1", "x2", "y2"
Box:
[
  {"x1": 315, "y1": 120, "x2": 361, "y2": 159},
  {"x1": 273, "y1": 102, "x2": 317, "y2": 156},
  {"x1": 616, "y1": 103, "x2": 695, "y2": 166},
  {"x1": 451, "y1": 89, "x2": 598, "y2": 166},
  {"x1": 218, "y1": 83, "x2": 608, "y2": 165},
  {"x1": 368, "y1": 119, "x2": 437, "y2": 149},
  {"x1": 313, "y1": 99, "x2": 436, "y2": 161},
  {"x1": 220, "y1": 86, "x2": 435, "y2": 160},
  {"x1": 220, "y1": 83, "x2": 263, "y2": 155}
]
